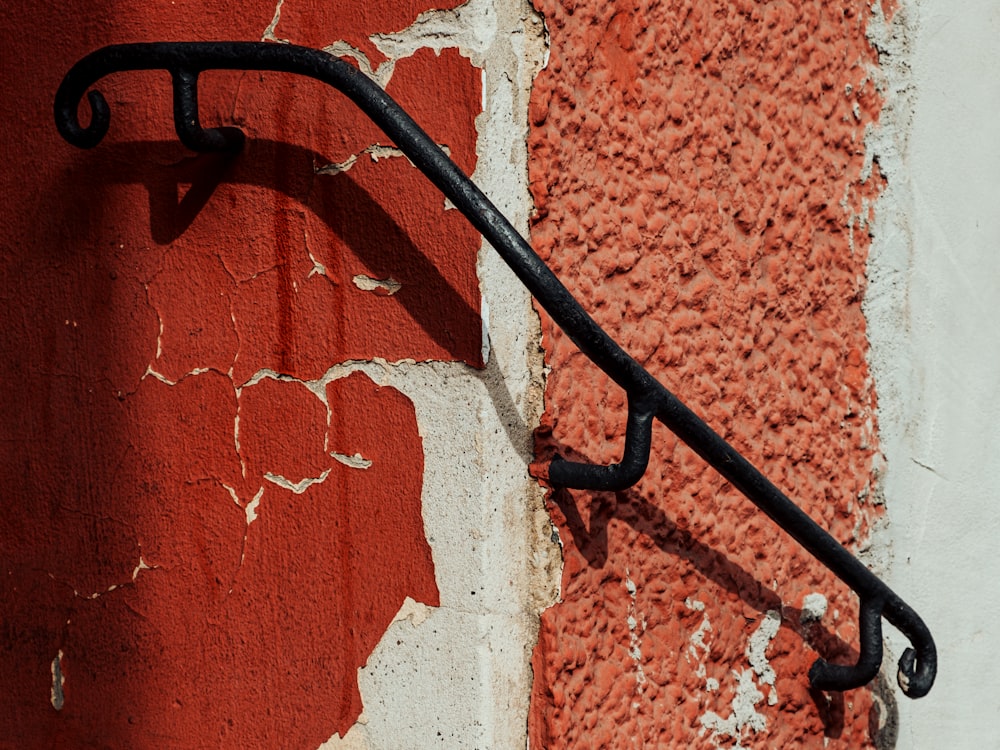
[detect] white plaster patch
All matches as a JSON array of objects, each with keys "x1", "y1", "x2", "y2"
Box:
[
  {"x1": 369, "y1": 0, "x2": 498, "y2": 64},
  {"x1": 50, "y1": 650, "x2": 65, "y2": 711},
  {"x1": 391, "y1": 596, "x2": 432, "y2": 627},
  {"x1": 699, "y1": 611, "x2": 782, "y2": 747},
  {"x1": 800, "y1": 592, "x2": 829, "y2": 624},
  {"x1": 746, "y1": 610, "x2": 781, "y2": 707},
  {"x1": 685, "y1": 597, "x2": 713, "y2": 688},
  {"x1": 624, "y1": 570, "x2": 647, "y2": 694},
  {"x1": 331, "y1": 451, "x2": 373, "y2": 470},
  {"x1": 318, "y1": 717, "x2": 373, "y2": 750},
  {"x1": 699, "y1": 669, "x2": 767, "y2": 748},
  {"x1": 351, "y1": 274, "x2": 402, "y2": 296}
]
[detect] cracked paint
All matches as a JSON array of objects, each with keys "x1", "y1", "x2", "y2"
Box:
[
  {"x1": 1, "y1": 0, "x2": 482, "y2": 746},
  {"x1": 2, "y1": 365, "x2": 437, "y2": 747},
  {"x1": 316, "y1": 145, "x2": 409, "y2": 176}
]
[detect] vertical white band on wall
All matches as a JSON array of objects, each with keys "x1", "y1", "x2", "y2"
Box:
[
  {"x1": 318, "y1": 2, "x2": 558, "y2": 748},
  {"x1": 866, "y1": 2, "x2": 1000, "y2": 745}
]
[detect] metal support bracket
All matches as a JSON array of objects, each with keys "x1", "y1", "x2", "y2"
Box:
[{"x1": 55, "y1": 41, "x2": 937, "y2": 699}]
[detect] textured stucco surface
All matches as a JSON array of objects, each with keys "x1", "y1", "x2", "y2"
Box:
[
  {"x1": 528, "y1": 1, "x2": 895, "y2": 746},
  {"x1": 0, "y1": 1, "x2": 556, "y2": 747}
]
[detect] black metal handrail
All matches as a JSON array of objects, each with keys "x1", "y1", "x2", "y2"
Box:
[{"x1": 55, "y1": 41, "x2": 936, "y2": 698}]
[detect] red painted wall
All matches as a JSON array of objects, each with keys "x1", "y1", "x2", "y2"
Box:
[
  {"x1": 0, "y1": 1, "x2": 480, "y2": 747},
  {"x1": 528, "y1": 0, "x2": 891, "y2": 747}
]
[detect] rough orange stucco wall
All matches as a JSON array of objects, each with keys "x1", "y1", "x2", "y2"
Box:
[
  {"x1": 528, "y1": 1, "x2": 892, "y2": 747},
  {"x1": 0, "y1": 1, "x2": 480, "y2": 747}
]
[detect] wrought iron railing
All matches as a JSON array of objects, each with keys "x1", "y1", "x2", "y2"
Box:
[{"x1": 55, "y1": 41, "x2": 936, "y2": 698}]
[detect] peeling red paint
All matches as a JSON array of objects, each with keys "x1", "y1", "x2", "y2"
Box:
[
  {"x1": 1, "y1": 0, "x2": 476, "y2": 746},
  {"x1": 238, "y1": 376, "x2": 329, "y2": 486},
  {"x1": 529, "y1": 0, "x2": 888, "y2": 746},
  {"x1": 263, "y1": 0, "x2": 455, "y2": 68}
]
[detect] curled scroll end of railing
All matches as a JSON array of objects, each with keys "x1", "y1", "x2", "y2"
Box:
[
  {"x1": 896, "y1": 641, "x2": 936, "y2": 698},
  {"x1": 54, "y1": 87, "x2": 110, "y2": 149},
  {"x1": 53, "y1": 47, "x2": 119, "y2": 149}
]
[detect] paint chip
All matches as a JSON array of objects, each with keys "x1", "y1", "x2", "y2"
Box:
[
  {"x1": 316, "y1": 145, "x2": 407, "y2": 175},
  {"x1": 391, "y1": 596, "x2": 432, "y2": 627},
  {"x1": 351, "y1": 275, "x2": 402, "y2": 296},
  {"x1": 331, "y1": 451, "x2": 373, "y2": 470},
  {"x1": 50, "y1": 650, "x2": 65, "y2": 711},
  {"x1": 245, "y1": 488, "x2": 264, "y2": 524},
  {"x1": 800, "y1": 593, "x2": 828, "y2": 623}
]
